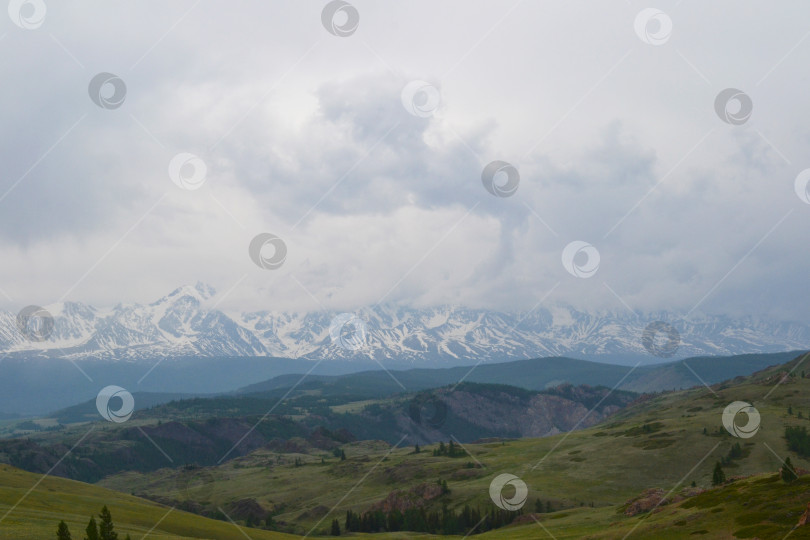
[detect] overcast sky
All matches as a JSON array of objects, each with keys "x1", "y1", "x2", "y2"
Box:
[{"x1": 1, "y1": 1, "x2": 809, "y2": 321}]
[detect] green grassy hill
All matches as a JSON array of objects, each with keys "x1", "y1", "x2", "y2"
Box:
[
  {"x1": 6, "y1": 353, "x2": 810, "y2": 539},
  {"x1": 93, "y1": 353, "x2": 810, "y2": 538},
  {"x1": 0, "y1": 464, "x2": 302, "y2": 540},
  {"x1": 7, "y1": 460, "x2": 810, "y2": 539}
]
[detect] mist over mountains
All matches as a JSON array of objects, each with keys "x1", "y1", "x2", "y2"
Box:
[{"x1": 2, "y1": 282, "x2": 809, "y2": 365}]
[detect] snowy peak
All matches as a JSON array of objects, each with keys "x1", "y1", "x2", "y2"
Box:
[
  {"x1": 1, "y1": 285, "x2": 809, "y2": 363},
  {"x1": 155, "y1": 282, "x2": 217, "y2": 306}
]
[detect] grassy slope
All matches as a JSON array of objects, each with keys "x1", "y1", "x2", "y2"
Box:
[
  {"x1": 0, "y1": 464, "x2": 303, "y2": 540},
  {"x1": 100, "y1": 355, "x2": 810, "y2": 539},
  {"x1": 7, "y1": 354, "x2": 810, "y2": 539}
]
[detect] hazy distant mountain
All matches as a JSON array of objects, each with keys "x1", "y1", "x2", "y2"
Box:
[{"x1": 2, "y1": 282, "x2": 809, "y2": 364}]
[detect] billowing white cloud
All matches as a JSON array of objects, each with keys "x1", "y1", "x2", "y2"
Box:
[{"x1": 1, "y1": 0, "x2": 809, "y2": 322}]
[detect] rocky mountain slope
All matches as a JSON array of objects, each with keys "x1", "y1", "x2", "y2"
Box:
[
  {"x1": 2, "y1": 283, "x2": 809, "y2": 364},
  {"x1": 0, "y1": 382, "x2": 635, "y2": 483}
]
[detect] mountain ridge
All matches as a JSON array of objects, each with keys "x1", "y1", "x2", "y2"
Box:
[{"x1": 3, "y1": 283, "x2": 810, "y2": 364}]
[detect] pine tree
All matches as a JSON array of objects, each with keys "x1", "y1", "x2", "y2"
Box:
[
  {"x1": 84, "y1": 517, "x2": 99, "y2": 540},
  {"x1": 57, "y1": 520, "x2": 72, "y2": 540},
  {"x1": 414, "y1": 444, "x2": 420, "y2": 453},
  {"x1": 330, "y1": 518, "x2": 341, "y2": 536},
  {"x1": 712, "y1": 462, "x2": 726, "y2": 486},
  {"x1": 340, "y1": 449, "x2": 346, "y2": 461},
  {"x1": 98, "y1": 506, "x2": 118, "y2": 540},
  {"x1": 782, "y1": 457, "x2": 798, "y2": 483}
]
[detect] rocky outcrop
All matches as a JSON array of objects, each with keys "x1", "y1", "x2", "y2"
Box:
[
  {"x1": 369, "y1": 482, "x2": 444, "y2": 513},
  {"x1": 228, "y1": 498, "x2": 268, "y2": 523},
  {"x1": 623, "y1": 486, "x2": 704, "y2": 516},
  {"x1": 797, "y1": 502, "x2": 810, "y2": 526},
  {"x1": 397, "y1": 383, "x2": 638, "y2": 443}
]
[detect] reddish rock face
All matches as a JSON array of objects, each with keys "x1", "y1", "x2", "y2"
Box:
[
  {"x1": 798, "y1": 502, "x2": 810, "y2": 527},
  {"x1": 403, "y1": 384, "x2": 636, "y2": 442},
  {"x1": 369, "y1": 482, "x2": 444, "y2": 514},
  {"x1": 622, "y1": 486, "x2": 705, "y2": 517}
]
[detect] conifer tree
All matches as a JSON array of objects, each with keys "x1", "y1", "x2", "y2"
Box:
[
  {"x1": 57, "y1": 520, "x2": 72, "y2": 540},
  {"x1": 98, "y1": 506, "x2": 118, "y2": 540},
  {"x1": 782, "y1": 457, "x2": 798, "y2": 483},
  {"x1": 712, "y1": 462, "x2": 726, "y2": 486},
  {"x1": 84, "y1": 517, "x2": 99, "y2": 540}
]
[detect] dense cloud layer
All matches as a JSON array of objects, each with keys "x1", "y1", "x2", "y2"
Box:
[{"x1": 0, "y1": 1, "x2": 808, "y2": 321}]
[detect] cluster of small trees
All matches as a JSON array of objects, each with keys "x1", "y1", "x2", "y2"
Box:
[
  {"x1": 718, "y1": 442, "x2": 748, "y2": 466},
  {"x1": 785, "y1": 426, "x2": 810, "y2": 457},
  {"x1": 710, "y1": 440, "x2": 755, "y2": 486},
  {"x1": 343, "y1": 504, "x2": 519, "y2": 535},
  {"x1": 432, "y1": 440, "x2": 466, "y2": 458},
  {"x1": 712, "y1": 456, "x2": 798, "y2": 486},
  {"x1": 55, "y1": 506, "x2": 130, "y2": 540},
  {"x1": 534, "y1": 498, "x2": 555, "y2": 513},
  {"x1": 787, "y1": 405, "x2": 810, "y2": 419}
]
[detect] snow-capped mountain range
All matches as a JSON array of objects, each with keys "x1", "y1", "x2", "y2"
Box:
[{"x1": 1, "y1": 282, "x2": 808, "y2": 364}]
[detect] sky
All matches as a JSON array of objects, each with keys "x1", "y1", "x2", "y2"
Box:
[{"x1": 1, "y1": 1, "x2": 809, "y2": 321}]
